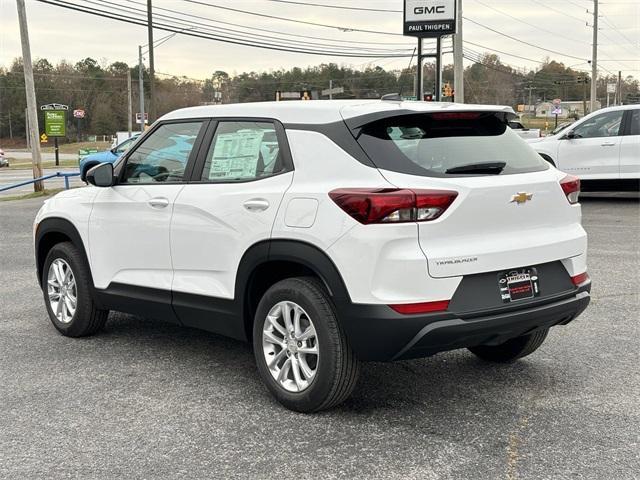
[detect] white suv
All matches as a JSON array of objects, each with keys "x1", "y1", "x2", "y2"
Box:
[
  {"x1": 34, "y1": 100, "x2": 591, "y2": 412},
  {"x1": 527, "y1": 105, "x2": 639, "y2": 189}
]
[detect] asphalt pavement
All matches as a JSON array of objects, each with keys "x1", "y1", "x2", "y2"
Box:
[{"x1": 0, "y1": 196, "x2": 638, "y2": 479}]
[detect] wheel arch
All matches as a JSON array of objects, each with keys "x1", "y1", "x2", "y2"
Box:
[
  {"x1": 36, "y1": 217, "x2": 93, "y2": 289},
  {"x1": 237, "y1": 240, "x2": 352, "y2": 341}
]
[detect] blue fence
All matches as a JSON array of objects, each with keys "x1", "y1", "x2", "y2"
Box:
[{"x1": 0, "y1": 171, "x2": 80, "y2": 193}]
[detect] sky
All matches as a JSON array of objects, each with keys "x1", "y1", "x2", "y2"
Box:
[{"x1": 0, "y1": 0, "x2": 638, "y2": 80}]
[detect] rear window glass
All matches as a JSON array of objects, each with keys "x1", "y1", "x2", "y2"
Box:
[{"x1": 356, "y1": 112, "x2": 548, "y2": 177}]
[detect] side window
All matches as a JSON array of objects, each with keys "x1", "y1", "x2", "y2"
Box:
[
  {"x1": 572, "y1": 110, "x2": 624, "y2": 139},
  {"x1": 628, "y1": 109, "x2": 640, "y2": 136},
  {"x1": 122, "y1": 122, "x2": 203, "y2": 183},
  {"x1": 201, "y1": 121, "x2": 285, "y2": 182}
]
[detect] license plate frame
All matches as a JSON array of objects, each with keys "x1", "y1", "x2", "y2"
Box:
[{"x1": 498, "y1": 267, "x2": 540, "y2": 303}]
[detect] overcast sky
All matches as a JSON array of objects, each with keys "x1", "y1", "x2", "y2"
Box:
[{"x1": 0, "y1": 0, "x2": 638, "y2": 80}]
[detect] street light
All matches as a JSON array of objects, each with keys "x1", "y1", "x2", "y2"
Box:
[{"x1": 137, "y1": 27, "x2": 196, "y2": 132}]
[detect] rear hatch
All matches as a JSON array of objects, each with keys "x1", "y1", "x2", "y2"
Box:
[{"x1": 348, "y1": 109, "x2": 586, "y2": 278}]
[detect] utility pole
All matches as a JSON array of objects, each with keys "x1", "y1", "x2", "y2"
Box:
[
  {"x1": 590, "y1": 0, "x2": 598, "y2": 113},
  {"x1": 453, "y1": 0, "x2": 464, "y2": 103},
  {"x1": 138, "y1": 45, "x2": 145, "y2": 133},
  {"x1": 416, "y1": 38, "x2": 423, "y2": 100},
  {"x1": 525, "y1": 85, "x2": 537, "y2": 115},
  {"x1": 147, "y1": 0, "x2": 155, "y2": 122},
  {"x1": 16, "y1": 0, "x2": 43, "y2": 192},
  {"x1": 617, "y1": 70, "x2": 622, "y2": 105},
  {"x1": 127, "y1": 69, "x2": 133, "y2": 137},
  {"x1": 329, "y1": 79, "x2": 333, "y2": 100},
  {"x1": 582, "y1": 78, "x2": 588, "y2": 117}
]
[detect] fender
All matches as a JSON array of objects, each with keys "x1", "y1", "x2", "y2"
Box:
[{"x1": 35, "y1": 217, "x2": 93, "y2": 289}]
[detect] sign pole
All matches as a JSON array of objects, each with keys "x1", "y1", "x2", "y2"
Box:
[
  {"x1": 54, "y1": 137, "x2": 59, "y2": 167},
  {"x1": 435, "y1": 36, "x2": 442, "y2": 101},
  {"x1": 416, "y1": 38, "x2": 423, "y2": 100}
]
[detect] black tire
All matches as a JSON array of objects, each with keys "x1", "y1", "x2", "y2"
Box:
[
  {"x1": 42, "y1": 242, "x2": 108, "y2": 337},
  {"x1": 252, "y1": 277, "x2": 360, "y2": 413},
  {"x1": 468, "y1": 328, "x2": 549, "y2": 363}
]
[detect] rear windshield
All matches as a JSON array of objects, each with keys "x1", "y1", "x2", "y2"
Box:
[{"x1": 355, "y1": 112, "x2": 548, "y2": 177}]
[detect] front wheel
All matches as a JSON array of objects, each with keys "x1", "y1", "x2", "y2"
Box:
[
  {"x1": 468, "y1": 328, "x2": 549, "y2": 363},
  {"x1": 42, "y1": 242, "x2": 108, "y2": 337},
  {"x1": 252, "y1": 277, "x2": 360, "y2": 413}
]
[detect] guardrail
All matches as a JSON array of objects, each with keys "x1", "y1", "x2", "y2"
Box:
[{"x1": 0, "y1": 171, "x2": 80, "y2": 193}]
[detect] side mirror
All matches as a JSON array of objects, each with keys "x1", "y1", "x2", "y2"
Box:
[
  {"x1": 564, "y1": 130, "x2": 577, "y2": 139},
  {"x1": 86, "y1": 162, "x2": 115, "y2": 187}
]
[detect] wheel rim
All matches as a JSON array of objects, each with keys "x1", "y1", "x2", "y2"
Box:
[
  {"x1": 47, "y1": 258, "x2": 77, "y2": 324},
  {"x1": 262, "y1": 301, "x2": 319, "y2": 393}
]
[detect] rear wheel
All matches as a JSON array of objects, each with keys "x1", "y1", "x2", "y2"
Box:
[
  {"x1": 468, "y1": 328, "x2": 549, "y2": 363},
  {"x1": 42, "y1": 242, "x2": 108, "y2": 337},
  {"x1": 252, "y1": 277, "x2": 360, "y2": 412}
]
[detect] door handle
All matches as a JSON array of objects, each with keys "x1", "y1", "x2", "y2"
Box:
[
  {"x1": 601, "y1": 142, "x2": 616, "y2": 146},
  {"x1": 148, "y1": 197, "x2": 170, "y2": 209},
  {"x1": 243, "y1": 198, "x2": 270, "y2": 212}
]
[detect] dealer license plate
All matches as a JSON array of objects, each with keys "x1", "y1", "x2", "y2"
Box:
[{"x1": 498, "y1": 267, "x2": 540, "y2": 303}]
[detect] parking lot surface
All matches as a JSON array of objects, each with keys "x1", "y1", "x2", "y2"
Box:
[{"x1": 1, "y1": 195, "x2": 638, "y2": 479}]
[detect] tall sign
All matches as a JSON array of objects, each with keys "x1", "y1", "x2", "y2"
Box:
[
  {"x1": 40, "y1": 103, "x2": 68, "y2": 166},
  {"x1": 404, "y1": 0, "x2": 457, "y2": 102},
  {"x1": 403, "y1": 0, "x2": 456, "y2": 37}
]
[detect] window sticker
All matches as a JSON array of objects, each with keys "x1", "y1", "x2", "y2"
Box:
[{"x1": 209, "y1": 130, "x2": 265, "y2": 179}]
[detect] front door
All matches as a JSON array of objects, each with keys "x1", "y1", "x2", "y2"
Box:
[
  {"x1": 88, "y1": 121, "x2": 207, "y2": 299},
  {"x1": 557, "y1": 109, "x2": 624, "y2": 179}
]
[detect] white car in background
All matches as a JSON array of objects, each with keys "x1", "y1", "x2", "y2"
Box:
[
  {"x1": 508, "y1": 120, "x2": 540, "y2": 139},
  {"x1": 527, "y1": 105, "x2": 640, "y2": 190},
  {"x1": 0, "y1": 148, "x2": 9, "y2": 168}
]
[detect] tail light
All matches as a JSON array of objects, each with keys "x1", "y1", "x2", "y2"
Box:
[
  {"x1": 329, "y1": 188, "x2": 458, "y2": 224},
  {"x1": 389, "y1": 300, "x2": 450, "y2": 315},
  {"x1": 571, "y1": 272, "x2": 590, "y2": 286},
  {"x1": 560, "y1": 174, "x2": 580, "y2": 204}
]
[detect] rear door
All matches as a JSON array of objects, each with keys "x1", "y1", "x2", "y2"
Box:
[
  {"x1": 620, "y1": 108, "x2": 640, "y2": 179},
  {"x1": 170, "y1": 119, "x2": 294, "y2": 335},
  {"x1": 557, "y1": 109, "x2": 624, "y2": 179},
  {"x1": 353, "y1": 111, "x2": 586, "y2": 279}
]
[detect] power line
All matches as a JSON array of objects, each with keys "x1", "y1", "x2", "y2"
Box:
[
  {"x1": 527, "y1": 0, "x2": 588, "y2": 23},
  {"x1": 263, "y1": 0, "x2": 401, "y2": 13},
  {"x1": 35, "y1": 0, "x2": 415, "y2": 57}
]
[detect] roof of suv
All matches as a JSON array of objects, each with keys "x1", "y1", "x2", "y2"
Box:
[{"x1": 160, "y1": 100, "x2": 516, "y2": 125}]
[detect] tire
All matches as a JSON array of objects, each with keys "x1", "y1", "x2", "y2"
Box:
[
  {"x1": 252, "y1": 277, "x2": 360, "y2": 413},
  {"x1": 42, "y1": 241, "x2": 108, "y2": 337},
  {"x1": 468, "y1": 328, "x2": 549, "y2": 363}
]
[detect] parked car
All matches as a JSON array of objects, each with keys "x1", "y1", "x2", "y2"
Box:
[
  {"x1": 79, "y1": 134, "x2": 140, "y2": 181},
  {"x1": 508, "y1": 120, "x2": 541, "y2": 139},
  {"x1": 34, "y1": 100, "x2": 591, "y2": 412},
  {"x1": 0, "y1": 148, "x2": 8, "y2": 167},
  {"x1": 528, "y1": 105, "x2": 640, "y2": 190}
]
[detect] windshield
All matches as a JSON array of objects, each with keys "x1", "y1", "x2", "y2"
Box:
[{"x1": 356, "y1": 112, "x2": 548, "y2": 177}]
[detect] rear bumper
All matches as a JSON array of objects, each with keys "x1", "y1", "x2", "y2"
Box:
[{"x1": 338, "y1": 283, "x2": 591, "y2": 361}]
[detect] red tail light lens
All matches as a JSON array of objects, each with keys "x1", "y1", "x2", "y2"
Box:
[
  {"x1": 560, "y1": 174, "x2": 580, "y2": 204},
  {"x1": 389, "y1": 300, "x2": 450, "y2": 315},
  {"x1": 329, "y1": 188, "x2": 458, "y2": 224},
  {"x1": 571, "y1": 272, "x2": 590, "y2": 286}
]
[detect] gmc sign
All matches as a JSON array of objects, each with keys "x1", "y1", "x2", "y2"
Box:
[{"x1": 403, "y1": 0, "x2": 456, "y2": 38}]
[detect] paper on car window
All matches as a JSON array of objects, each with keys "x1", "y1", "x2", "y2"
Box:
[{"x1": 209, "y1": 130, "x2": 265, "y2": 179}]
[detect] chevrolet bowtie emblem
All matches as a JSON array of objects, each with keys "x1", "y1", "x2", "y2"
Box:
[{"x1": 511, "y1": 192, "x2": 533, "y2": 204}]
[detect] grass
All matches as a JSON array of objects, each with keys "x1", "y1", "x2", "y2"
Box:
[
  {"x1": 520, "y1": 116, "x2": 576, "y2": 132},
  {"x1": 40, "y1": 141, "x2": 111, "y2": 154},
  {"x1": 6, "y1": 159, "x2": 79, "y2": 170},
  {"x1": 0, "y1": 188, "x2": 64, "y2": 202}
]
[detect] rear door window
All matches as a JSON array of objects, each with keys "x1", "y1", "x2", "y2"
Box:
[{"x1": 355, "y1": 112, "x2": 548, "y2": 177}]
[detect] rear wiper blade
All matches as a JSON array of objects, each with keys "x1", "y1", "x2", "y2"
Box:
[{"x1": 445, "y1": 162, "x2": 506, "y2": 175}]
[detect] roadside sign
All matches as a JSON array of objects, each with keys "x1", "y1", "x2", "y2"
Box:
[
  {"x1": 517, "y1": 104, "x2": 525, "y2": 112},
  {"x1": 40, "y1": 103, "x2": 69, "y2": 111},
  {"x1": 321, "y1": 86, "x2": 344, "y2": 97},
  {"x1": 73, "y1": 109, "x2": 86, "y2": 119},
  {"x1": 402, "y1": 95, "x2": 418, "y2": 101},
  {"x1": 40, "y1": 133, "x2": 48, "y2": 143},
  {"x1": 135, "y1": 112, "x2": 149, "y2": 124},
  {"x1": 403, "y1": 0, "x2": 456, "y2": 37},
  {"x1": 44, "y1": 110, "x2": 66, "y2": 137},
  {"x1": 552, "y1": 107, "x2": 562, "y2": 115},
  {"x1": 275, "y1": 90, "x2": 315, "y2": 101},
  {"x1": 607, "y1": 84, "x2": 616, "y2": 94},
  {"x1": 552, "y1": 98, "x2": 562, "y2": 106}
]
